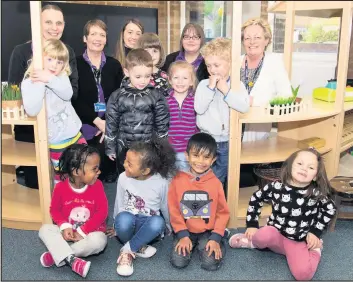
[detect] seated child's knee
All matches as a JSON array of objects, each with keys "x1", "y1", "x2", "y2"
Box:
[
  {"x1": 170, "y1": 254, "x2": 191, "y2": 269},
  {"x1": 291, "y1": 265, "x2": 315, "y2": 281},
  {"x1": 199, "y1": 250, "x2": 223, "y2": 271},
  {"x1": 89, "y1": 232, "x2": 108, "y2": 252},
  {"x1": 149, "y1": 216, "x2": 165, "y2": 233},
  {"x1": 38, "y1": 223, "x2": 58, "y2": 239}
]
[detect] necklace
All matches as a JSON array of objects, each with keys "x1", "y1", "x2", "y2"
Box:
[{"x1": 244, "y1": 53, "x2": 265, "y2": 94}]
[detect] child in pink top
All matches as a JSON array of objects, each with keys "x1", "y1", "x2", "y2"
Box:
[{"x1": 167, "y1": 61, "x2": 198, "y2": 171}]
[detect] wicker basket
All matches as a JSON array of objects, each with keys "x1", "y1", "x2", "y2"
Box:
[{"x1": 253, "y1": 163, "x2": 282, "y2": 189}]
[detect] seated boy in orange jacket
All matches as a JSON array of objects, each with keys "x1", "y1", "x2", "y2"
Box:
[{"x1": 168, "y1": 132, "x2": 230, "y2": 271}]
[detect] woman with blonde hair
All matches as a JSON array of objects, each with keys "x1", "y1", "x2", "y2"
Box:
[
  {"x1": 240, "y1": 17, "x2": 292, "y2": 142},
  {"x1": 21, "y1": 39, "x2": 86, "y2": 185},
  {"x1": 115, "y1": 18, "x2": 144, "y2": 67}
]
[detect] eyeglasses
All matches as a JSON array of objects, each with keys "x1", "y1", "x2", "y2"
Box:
[
  {"x1": 244, "y1": 36, "x2": 263, "y2": 43},
  {"x1": 183, "y1": 35, "x2": 201, "y2": 41}
]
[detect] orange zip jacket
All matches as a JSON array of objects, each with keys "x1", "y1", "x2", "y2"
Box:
[{"x1": 168, "y1": 169, "x2": 230, "y2": 243}]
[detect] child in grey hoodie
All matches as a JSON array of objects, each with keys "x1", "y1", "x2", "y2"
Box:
[
  {"x1": 21, "y1": 39, "x2": 85, "y2": 184},
  {"x1": 195, "y1": 38, "x2": 250, "y2": 187}
]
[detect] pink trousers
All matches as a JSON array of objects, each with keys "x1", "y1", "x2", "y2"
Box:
[{"x1": 252, "y1": 226, "x2": 321, "y2": 281}]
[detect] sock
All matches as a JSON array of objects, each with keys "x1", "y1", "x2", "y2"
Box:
[
  {"x1": 312, "y1": 248, "x2": 322, "y2": 256},
  {"x1": 121, "y1": 241, "x2": 133, "y2": 253},
  {"x1": 65, "y1": 254, "x2": 77, "y2": 266}
]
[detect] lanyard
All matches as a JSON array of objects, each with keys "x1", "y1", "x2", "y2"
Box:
[
  {"x1": 244, "y1": 54, "x2": 264, "y2": 95},
  {"x1": 91, "y1": 67, "x2": 102, "y2": 102}
]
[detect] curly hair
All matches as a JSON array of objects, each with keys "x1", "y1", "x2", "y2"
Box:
[
  {"x1": 200, "y1": 37, "x2": 231, "y2": 62},
  {"x1": 241, "y1": 17, "x2": 272, "y2": 48},
  {"x1": 129, "y1": 137, "x2": 177, "y2": 179},
  {"x1": 56, "y1": 144, "x2": 100, "y2": 182}
]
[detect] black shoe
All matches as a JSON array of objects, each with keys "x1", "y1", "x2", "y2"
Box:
[{"x1": 105, "y1": 172, "x2": 117, "y2": 183}]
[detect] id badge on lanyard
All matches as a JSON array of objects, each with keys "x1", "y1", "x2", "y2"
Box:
[{"x1": 93, "y1": 67, "x2": 106, "y2": 112}]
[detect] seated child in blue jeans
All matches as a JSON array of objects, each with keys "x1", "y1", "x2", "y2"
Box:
[{"x1": 106, "y1": 138, "x2": 177, "y2": 277}]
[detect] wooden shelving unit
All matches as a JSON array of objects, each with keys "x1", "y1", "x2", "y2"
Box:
[
  {"x1": 226, "y1": 1, "x2": 353, "y2": 228},
  {"x1": 1, "y1": 2, "x2": 53, "y2": 231}
]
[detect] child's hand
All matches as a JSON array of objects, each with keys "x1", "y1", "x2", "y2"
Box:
[
  {"x1": 30, "y1": 69, "x2": 54, "y2": 83},
  {"x1": 175, "y1": 237, "x2": 193, "y2": 256},
  {"x1": 306, "y1": 232, "x2": 322, "y2": 250},
  {"x1": 208, "y1": 75, "x2": 221, "y2": 90},
  {"x1": 205, "y1": 240, "x2": 222, "y2": 260},
  {"x1": 105, "y1": 227, "x2": 117, "y2": 238},
  {"x1": 216, "y1": 77, "x2": 230, "y2": 95},
  {"x1": 72, "y1": 231, "x2": 84, "y2": 242},
  {"x1": 62, "y1": 228, "x2": 75, "y2": 241},
  {"x1": 108, "y1": 154, "x2": 116, "y2": 161},
  {"x1": 245, "y1": 227, "x2": 258, "y2": 241}
]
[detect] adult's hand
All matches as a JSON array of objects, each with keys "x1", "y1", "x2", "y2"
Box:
[{"x1": 93, "y1": 117, "x2": 106, "y2": 133}]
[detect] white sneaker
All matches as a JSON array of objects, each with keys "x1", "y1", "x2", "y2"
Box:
[
  {"x1": 116, "y1": 252, "x2": 135, "y2": 276},
  {"x1": 135, "y1": 245, "x2": 157, "y2": 258}
]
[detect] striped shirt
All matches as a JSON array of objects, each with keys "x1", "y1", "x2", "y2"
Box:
[{"x1": 167, "y1": 90, "x2": 198, "y2": 152}]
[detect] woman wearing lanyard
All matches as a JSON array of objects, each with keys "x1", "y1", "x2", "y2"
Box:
[
  {"x1": 73, "y1": 19, "x2": 123, "y2": 183},
  {"x1": 240, "y1": 18, "x2": 292, "y2": 142},
  {"x1": 161, "y1": 23, "x2": 209, "y2": 82},
  {"x1": 239, "y1": 18, "x2": 292, "y2": 188}
]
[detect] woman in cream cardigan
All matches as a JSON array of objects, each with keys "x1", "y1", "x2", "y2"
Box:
[{"x1": 240, "y1": 18, "x2": 292, "y2": 142}]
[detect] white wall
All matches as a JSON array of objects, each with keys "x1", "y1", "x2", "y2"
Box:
[{"x1": 274, "y1": 52, "x2": 337, "y2": 97}]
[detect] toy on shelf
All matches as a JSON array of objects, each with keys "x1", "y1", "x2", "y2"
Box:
[
  {"x1": 298, "y1": 137, "x2": 326, "y2": 149},
  {"x1": 265, "y1": 98, "x2": 311, "y2": 116},
  {"x1": 265, "y1": 84, "x2": 306, "y2": 116},
  {"x1": 1, "y1": 82, "x2": 27, "y2": 120},
  {"x1": 313, "y1": 79, "x2": 353, "y2": 102}
]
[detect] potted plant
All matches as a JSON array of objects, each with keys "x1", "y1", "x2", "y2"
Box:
[
  {"x1": 268, "y1": 85, "x2": 301, "y2": 115},
  {"x1": 2, "y1": 83, "x2": 22, "y2": 109}
]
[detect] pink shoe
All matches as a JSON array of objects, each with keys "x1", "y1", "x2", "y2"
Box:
[
  {"x1": 229, "y1": 233, "x2": 253, "y2": 248},
  {"x1": 40, "y1": 252, "x2": 55, "y2": 267},
  {"x1": 71, "y1": 257, "x2": 91, "y2": 278}
]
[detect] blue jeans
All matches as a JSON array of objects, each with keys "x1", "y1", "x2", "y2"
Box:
[
  {"x1": 212, "y1": 141, "x2": 229, "y2": 185},
  {"x1": 175, "y1": 152, "x2": 190, "y2": 172},
  {"x1": 114, "y1": 211, "x2": 165, "y2": 252}
]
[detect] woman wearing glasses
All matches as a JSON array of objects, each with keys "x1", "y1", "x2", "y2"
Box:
[
  {"x1": 73, "y1": 19, "x2": 124, "y2": 183},
  {"x1": 240, "y1": 18, "x2": 292, "y2": 142},
  {"x1": 161, "y1": 23, "x2": 209, "y2": 82}
]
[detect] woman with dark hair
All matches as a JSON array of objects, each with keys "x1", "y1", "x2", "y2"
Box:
[
  {"x1": 161, "y1": 23, "x2": 209, "y2": 82},
  {"x1": 73, "y1": 19, "x2": 124, "y2": 183},
  {"x1": 8, "y1": 3, "x2": 78, "y2": 189},
  {"x1": 114, "y1": 18, "x2": 144, "y2": 68}
]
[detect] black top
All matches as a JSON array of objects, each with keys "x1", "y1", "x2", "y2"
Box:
[
  {"x1": 161, "y1": 51, "x2": 210, "y2": 82},
  {"x1": 8, "y1": 41, "x2": 79, "y2": 141},
  {"x1": 105, "y1": 79, "x2": 170, "y2": 156},
  {"x1": 72, "y1": 55, "x2": 124, "y2": 126},
  {"x1": 246, "y1": 181, "x2": 336, "y2": 241}
]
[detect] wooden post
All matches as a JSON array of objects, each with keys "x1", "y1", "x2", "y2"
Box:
[
  {"x1": 227, "y1": 1, "x2": 243, "y2": 228},
  {"x1": 29, "y1": 1, "x2": 53, "y2": 224},
  {"x1": 180, "y1": 1, "x2": 186, "y2": 36},
  {"x1": 167, "y1": 1, "x2": 171, "y2": 54},
  {"x1": 333, "y1": 1, "x2": 353, "y2": 175},
  {"x1": 283, "y1": 1, "x2": 295, "y2": 78}
]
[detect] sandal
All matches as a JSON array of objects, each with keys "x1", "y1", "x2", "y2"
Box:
[{"x1": 229, "y1": 233, "x2": 253, "y2": 248}]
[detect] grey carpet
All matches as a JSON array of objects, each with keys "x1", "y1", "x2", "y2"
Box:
[{"x1": 2, "y1": 181, "x2": 353, "y2": 280}]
